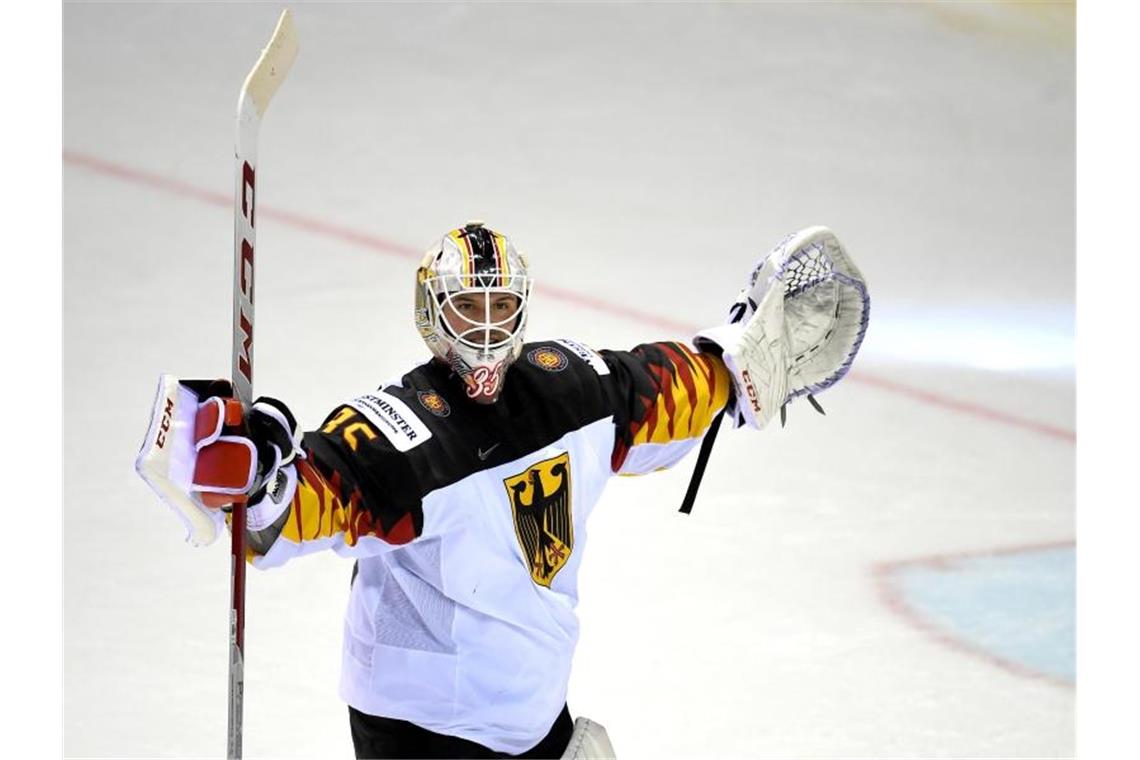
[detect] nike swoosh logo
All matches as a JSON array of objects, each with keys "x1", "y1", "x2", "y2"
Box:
[{"x1": 477, "y1": 443, "x2": 501, "y2": 461}]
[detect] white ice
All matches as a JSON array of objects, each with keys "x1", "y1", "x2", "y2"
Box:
[{"x1": 63, "y1": 3, "x2": 1075, "y2": 757}]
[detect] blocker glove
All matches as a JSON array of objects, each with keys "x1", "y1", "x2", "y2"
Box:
[{"x1": 136, "y1": 376, "x2": 305, "y2": 546}]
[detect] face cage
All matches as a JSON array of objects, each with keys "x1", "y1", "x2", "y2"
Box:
[{"x1": 422, "y1": 273, "x2": 533, "y2": 367}]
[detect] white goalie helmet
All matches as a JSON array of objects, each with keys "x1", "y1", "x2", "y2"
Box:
[{"x1": 415, "y1": 221, "x2": 533, "y2": 403}]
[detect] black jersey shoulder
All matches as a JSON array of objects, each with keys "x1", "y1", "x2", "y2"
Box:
[
  {"x1": 385, "y1": 339, "x2": 617, "y2": 468},
  {"x1": 301, "y1": 341, "x2": 618, "y2": 524}
]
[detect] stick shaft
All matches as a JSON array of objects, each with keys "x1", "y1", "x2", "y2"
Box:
[
  {"x1": 226, "y1": 13, "x2": 297, "y2": 756},
  {"x1": 228, "y1": 134, "x2": 255, "y2": 760},
  {"x1": 227, "y1": 504, "x2": 247, "y2": 759}
]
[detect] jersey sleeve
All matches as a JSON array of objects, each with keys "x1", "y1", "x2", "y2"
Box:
[
  {"x1": 600, "y1": 341, "x2": 731, "y2": 475},
  {"x1": 250, "y1": 403, "x2": 425, "y2": 569}
]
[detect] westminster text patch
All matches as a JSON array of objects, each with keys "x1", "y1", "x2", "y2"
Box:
[{"x1": 348, "y1": 391, "x2": 432, "y2": 452}]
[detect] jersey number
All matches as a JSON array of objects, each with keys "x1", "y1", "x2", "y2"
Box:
[{"x1": 321, "y1": 407, "x2": 377, "y2": 452}]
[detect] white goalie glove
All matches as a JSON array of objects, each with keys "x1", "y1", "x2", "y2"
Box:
[{"x1": 695, "y1": 226, "x2": 869, "y2": 430}]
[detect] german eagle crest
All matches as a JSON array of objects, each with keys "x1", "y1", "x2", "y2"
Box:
[{"x1": 503, "y1": 452, "x2": 573, "y2": 587}]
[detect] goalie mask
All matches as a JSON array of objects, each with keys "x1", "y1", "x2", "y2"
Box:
[{"x1": 415, "y1": 221, "x2": 533, "y2": 404}]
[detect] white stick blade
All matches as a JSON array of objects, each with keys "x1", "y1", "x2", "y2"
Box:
[{"x1": 242, "y1": 8, "x2": 299, "y2": 118}]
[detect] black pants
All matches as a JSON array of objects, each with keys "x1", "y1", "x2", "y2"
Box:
[{"x1": 349, "y1": 704, "x2": 573, "y2": 759}]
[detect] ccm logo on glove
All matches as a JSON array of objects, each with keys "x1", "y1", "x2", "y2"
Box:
[
  {"x1": 740, "y1": 369, "x2": 762, "y2": 414},
  {"x1": 156, "y1": 397, "x2": 174, "y2": 449}
]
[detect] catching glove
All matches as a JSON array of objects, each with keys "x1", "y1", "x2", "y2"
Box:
[{"x1": 695, "y1": 226, "x2": 869, "y2": 430}]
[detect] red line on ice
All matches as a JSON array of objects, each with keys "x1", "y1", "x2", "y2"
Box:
[
  {"x1": 64, "y1": 149, "x2": 1075, "y2": 444},
  {"x1": 872, "y1": 540, "x2": 1075, "y2": 690},
  {"x1": 849, "y1": 374, "x2": 1075, "y2": 443}
]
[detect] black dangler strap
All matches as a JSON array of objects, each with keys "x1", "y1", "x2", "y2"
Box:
[
  {"x1": 679, "y1": 408, "x2": 726, "y2": 514},
  {"x1": 681, "y1": 298, "x2": 748, "y2": 515}
]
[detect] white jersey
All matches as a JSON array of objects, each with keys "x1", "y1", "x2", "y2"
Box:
[{"x1": 252, "y1": 339, "x2": 729, "y2": 753}]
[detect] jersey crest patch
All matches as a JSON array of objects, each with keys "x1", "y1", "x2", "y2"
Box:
[
  {"x1": 553, "y1": 338, "x2": 610, "y2": 375},
  {"x1": 503, "y1": 452, "x2": 573, "y2": 587},
  {"x1": 527, "y1": 346, "x2": 568, "y2": 372},
  {"x1": 348, "y1": 391, "x2": 432, "y2": 452},
  {"x1": 417, "y1": 390, "x2": 451, "y2": 418}
]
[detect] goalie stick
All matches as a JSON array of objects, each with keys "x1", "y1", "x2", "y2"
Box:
[{"x1": 227, "y1": 10, "x2": 298, "y2": 759}]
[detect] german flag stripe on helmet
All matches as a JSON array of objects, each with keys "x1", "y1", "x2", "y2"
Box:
[
  {"x1": 491, "y1": 231, "x2": 510, "y2": 287},
  {"x1": 448, "y1": 225, "x2": 514, "y2": 288},
  {"x1": 448, "y1": 229, "x2": 475, "y2": 287}
]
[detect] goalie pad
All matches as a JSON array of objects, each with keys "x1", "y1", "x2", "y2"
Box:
[
  {"x1": 560, "y1": 717, "x2": 616, "y2": 760},
  {"x1": 696, "y1": 226, "x2": 869, "y2": 430}
]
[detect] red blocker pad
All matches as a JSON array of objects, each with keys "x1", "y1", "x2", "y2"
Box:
[
  {"x1": 136, "y1": 375, "x2": 231, "y2": 546},
  {"x1": 193, "y1": 437, "x2": 257, "y2": 501},
  {"x1": 192, "y1": 395, "x2": 258, "y2": 508},
  {"x1": 194, "y1": 396, "x2": 245, "y2": 447}
]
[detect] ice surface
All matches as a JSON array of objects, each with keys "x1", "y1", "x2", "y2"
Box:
[
  {"x1": 63, "y1": 3, "x2": 1074, "y2": 758},
  {"x1": 887, "y1": 545, "x2": 1074, "y2": 684}
]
